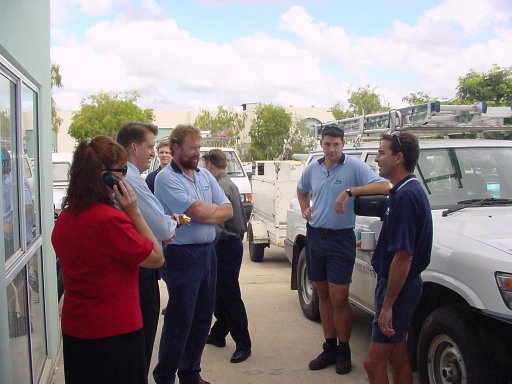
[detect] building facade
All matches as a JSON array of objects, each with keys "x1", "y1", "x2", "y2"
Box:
[{"x1": 1, "y1": 1, "x2": 61, "y2": 383}]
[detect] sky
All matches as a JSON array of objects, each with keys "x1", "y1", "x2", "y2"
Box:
[{"x1": 50, "y1": 0, "x2": 512, "y2": 114}]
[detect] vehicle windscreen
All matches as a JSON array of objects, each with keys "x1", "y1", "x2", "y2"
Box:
[
  {"x1": 199, "y1": 150, "x2": 245, "y2": 177},
  {"x1": 416, "y1": 147, "x2": 512, "y2": 209},
  {"x1": 53, "y1": 162, "x2": 70, "y2": 183}
]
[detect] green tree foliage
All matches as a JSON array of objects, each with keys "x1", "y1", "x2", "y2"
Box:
[
  {"x1": 348, "y1": 86, "x2": 389, "y2": 115},
  {"x1": 68, "y1": 92, "x2": 154, "y2": 141},
  {"x1": 51, "y1": 62, "x2": 63, "y2": 133},
  {"x1": 193, "y1": 106, "x2": 246, "y2": 147},
  {"x1": 456, "y1": 65, "x2": 512, "y2": 106},
  {"x1": 402, "y1": 92, "x2": 434, "y2": 106},
  {"x1": 331, "y1": 86, "x2": 389, "y2": 119},
  {"x1": 249, "y1": 104, "x2": 293, "y2": 160},
  {"x1": 330, "y1": 102, "x2": 354, "y2": 120},
  {"x1": 284, "y1": 118, "x2": 318, "y2": 159}
]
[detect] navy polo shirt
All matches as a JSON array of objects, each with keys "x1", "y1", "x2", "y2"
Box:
[{"x1": 372, "y1": 174, "x2": 433, "y2": 279}]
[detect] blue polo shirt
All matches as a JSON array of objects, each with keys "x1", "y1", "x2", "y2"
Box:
[
  {"x1": 154, "y1": 161, "x2": 230, "y2": 245},
  {"x1": 297, "y1": 154, "x2": 385, "y2": 229},
  {"x1": 372, "y1": 174, "x2": 433, "y2": 279}
]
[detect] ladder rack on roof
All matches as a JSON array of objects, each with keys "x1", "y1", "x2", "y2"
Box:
[{"x1": 318, "y1": 101, "x2": 512, "y2": 142}]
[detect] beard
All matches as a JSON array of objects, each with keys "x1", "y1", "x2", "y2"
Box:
[{"x1": 180, "y1": 156, "x2": 199, "y2": 170}]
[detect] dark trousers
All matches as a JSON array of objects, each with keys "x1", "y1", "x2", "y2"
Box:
[
  {"x1": 209, "y1": 237, "x2": 251, "y2": 351},
  {"x1": 139, "y1": 267, "x2": 160, "y2": 377},
  {"x1": 63, "y1": 330, "x2": 146, "y2": 384},
  {"x1": 153, "y1": 243, "x2": 216, "y2": 384}
]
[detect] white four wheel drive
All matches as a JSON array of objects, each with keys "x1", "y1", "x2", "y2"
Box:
[{"x1": 284, "y1": 102, "x2": 512, "y2": 383}]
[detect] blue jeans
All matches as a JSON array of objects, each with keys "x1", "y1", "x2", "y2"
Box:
[{"x1": 153, "y1": 243, "x2": 217, "y2": 384}]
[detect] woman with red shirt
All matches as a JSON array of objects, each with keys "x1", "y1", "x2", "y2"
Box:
[{"x1": 52, "y1": 136, "x2": 164, "y2": 384}]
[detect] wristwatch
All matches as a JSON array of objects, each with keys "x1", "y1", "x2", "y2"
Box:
[{"x1": 345, "y1": 188, "x2": 353, "y2": 197}]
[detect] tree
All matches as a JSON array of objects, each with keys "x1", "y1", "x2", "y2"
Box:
[
  {"x1": 402, "y1": 92, "x2": 434, "y2": 106},
  {"x1": 331, "y1": 86, "x2": 389, "y2": 120},
  {"x1": 283, "y1": 118, "x2": 318, "y2": 158},
  {"x1": 249, "y1": 104, "x2": 293, "y2": 160},
  {"x1": 456, "y1": 65, "x2": 512, "y2": 106},
  {"x1": 193, "y1": 106, "x2": 246, "y2": 147},
  {"x1": 330, "y1": 102, "x2": 354, "y2": 120},
  {"x1": 51, "y1": 62, "x2": 63, "y2": 132},
  {"x1": 348, "y1": 86, "x2": 389, "y2": 115},
  {"x1": 68, "y1": 92, "x2": 154, "y2": 141}
]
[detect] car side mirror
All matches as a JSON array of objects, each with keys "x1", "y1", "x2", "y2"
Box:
[{"x1": 354, "y1": 195, "x2": 388, "y2": 221}]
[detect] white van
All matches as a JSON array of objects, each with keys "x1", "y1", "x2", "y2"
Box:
[{"x1": 52, "y1": 152, "x2": 73, "y2": 213}]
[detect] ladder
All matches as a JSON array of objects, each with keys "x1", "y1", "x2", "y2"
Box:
[{"x1": 318, "y1": 101, "x2": 512, "y2": 145}]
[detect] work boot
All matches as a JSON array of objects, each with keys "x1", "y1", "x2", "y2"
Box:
[
  {"x1": 335, "y1": 343, "x2": 352, "y2": 374},
  {"x1": 308, "y1": 342, "x2": 337, "y2": 370}
]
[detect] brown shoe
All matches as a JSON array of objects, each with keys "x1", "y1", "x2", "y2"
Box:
[
  {"x1": 335, "y1": 344, "x2": 352, "y2": 374},
  {"x1": 308, "y1": 342, "x2": 337, "y2": 370}
]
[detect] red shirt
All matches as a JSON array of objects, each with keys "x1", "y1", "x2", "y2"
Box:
[{"x1": 52, "y1": 203, "x2": 153, "y2": 339}]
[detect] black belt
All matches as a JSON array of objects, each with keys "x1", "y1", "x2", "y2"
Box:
[
  {"x1": 307, "y1": 222, "x2": 353, "y2": 235},
  {"x1": 176, "y1": 243, "x2": 211, "y2": 248}
]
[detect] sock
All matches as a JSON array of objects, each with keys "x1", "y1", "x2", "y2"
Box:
[{"x1": 325, "y1": 338, "x2": 337, "y2": 349}]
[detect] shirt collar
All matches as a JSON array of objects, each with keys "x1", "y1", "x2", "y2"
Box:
[
  {"x1": 317, "y1": 153, "x2": 346, "y2": 166},
  {"x1": 390, "y1": 174, "x2": 416, "y2": 194}
]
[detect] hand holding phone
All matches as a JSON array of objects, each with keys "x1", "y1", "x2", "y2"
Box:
[{"x1": 101, "y1": 171, "x2": 124, "y2": 196}]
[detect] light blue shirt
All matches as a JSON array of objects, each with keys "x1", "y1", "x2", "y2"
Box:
[
  {"x1": 124, "y1": 162, "x2": 176, "y2": 242},
  {"x1": 298, "y1": 155, "x2": 385, "y2": 229},
  {"x1": 155, "y1": 162, "x2": 230, "y2": 245}
]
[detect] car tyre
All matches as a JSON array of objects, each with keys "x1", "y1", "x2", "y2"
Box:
[
  {"x1": 297, "y1": 248, "x2": 320, "y2": 320},
  {"x1": 417, "y1": 304, "x2": 504, "y2": 384},
  {"x1": 248, "y1": 223, "x2": 265, "y2": 262}
]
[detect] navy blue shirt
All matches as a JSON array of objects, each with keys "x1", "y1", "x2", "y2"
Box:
[
  {"x1": 372, "y1": 174, "x2": 433, "y2": 279},
  {"x1": 145, "y1": 166, "x2": 162, "y2": 194}
]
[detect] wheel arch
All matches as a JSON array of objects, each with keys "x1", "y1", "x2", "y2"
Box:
[{"x1": 290, "y1": 234, "x2": 305, "y2": 290}]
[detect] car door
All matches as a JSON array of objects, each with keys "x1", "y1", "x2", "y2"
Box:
[{"x1": 350, "y1": 151, "x2": 382, "y2": 313}]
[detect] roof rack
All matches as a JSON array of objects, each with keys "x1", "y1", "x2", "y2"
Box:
[{"x1": 318, "y1": 101, "x2": 512, "y2": 147}]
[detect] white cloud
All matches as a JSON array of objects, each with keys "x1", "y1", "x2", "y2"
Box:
[{"x1": 51, "y1": 0, "x2": 512, "y2": 113}]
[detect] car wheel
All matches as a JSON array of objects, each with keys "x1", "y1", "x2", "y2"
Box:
[
  {"x1": 248, "y1": 223, "x2": 265, "y2": 262},
  {"x1": 297, "y1": 248, "x2": 319, "y2": 320},
  {"x1": 417, "y1": 304, "x2": 503, "y2": 384}
]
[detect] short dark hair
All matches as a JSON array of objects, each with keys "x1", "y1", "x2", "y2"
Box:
[
  {"x1": 156, "y1": 140, "x2": 170, "y2": 151},
  {"x1": 117, "y1": 121, "x2": 158, "y2": 149},
  {"x1": 320, "y1": 123, "x2": 344, "y2": 139},
  {"x1": 203, "y1": 148, "x2": 227, "y2": 170},
  {"x1": 381, "y1": 131, "x2": 420, "y2": 172}
]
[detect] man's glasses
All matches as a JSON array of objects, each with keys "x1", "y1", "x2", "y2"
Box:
[
  {"x1": 390, "y1": 131, "x2": 402, "y2": 148},
  {"x1": 106, "y1": 165, "x2": 128, "y2": 175}
]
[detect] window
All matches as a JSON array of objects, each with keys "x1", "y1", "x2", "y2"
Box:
[{"x1": 1, "y1": 56, "x2": 46, "y2": 384}]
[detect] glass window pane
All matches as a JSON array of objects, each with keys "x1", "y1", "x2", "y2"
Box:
[
  {"x1": 1, "y1": 73, "x2": 21, "y2": 262},
  {"x1": 7, "y1": 267, "x2": 32, "y2": 382},
  {"x1": 21, "y1": 84, "x2": 38, "y2": 249},
  {"x1": 28, "y1": 250, "x2": 47, "y2": 381}
]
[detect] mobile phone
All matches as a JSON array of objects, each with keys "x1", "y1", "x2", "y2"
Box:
[{"x1": 101, "y1": 171, "x2": 124, "y2": 195}]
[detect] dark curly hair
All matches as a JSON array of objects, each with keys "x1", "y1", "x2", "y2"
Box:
[{"x1": 62, "y1": 136, "x2": 127, "y2": 214}]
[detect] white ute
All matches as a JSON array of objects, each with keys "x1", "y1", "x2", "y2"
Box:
[
  {"x1": 285, "y1": 102, "x2": 512, "y2": 383},
  {"x1": 247, "y1": 160, "x2": 305, "y2": 262}
]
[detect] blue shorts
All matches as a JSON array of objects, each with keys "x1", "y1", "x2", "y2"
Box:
[
  {"x1": 305, "y1": 224, "x2": 356, "y2": 285},
  {"x1": 371, "y1": 275, "x2": 422, "y2": 343}
]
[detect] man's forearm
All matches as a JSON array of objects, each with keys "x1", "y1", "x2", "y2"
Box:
[
  {"x1": 351, "y1": 181, "x2": 390, "y2": 197},
  {"x1": 382, "y1": 251, "x2": 412, "y2": 310}
]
